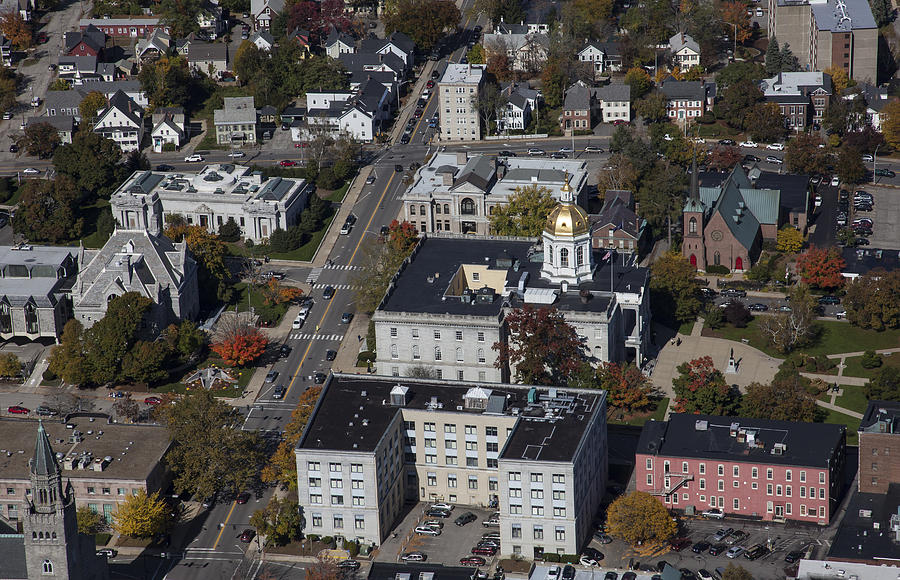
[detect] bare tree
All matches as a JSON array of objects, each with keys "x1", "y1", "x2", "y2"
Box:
[
  {"x1": 407, "y1": 365, "x2": 440, "y2": 378},
  {"x1": 758, "y1": 285, "x2": 818, "y2": 353},
  {"x1": 114, "y1": 393, "x2": 141, "y2": 423},
  {"x1": 471, "y1": 82, "x2": 508, "y2": 137}
]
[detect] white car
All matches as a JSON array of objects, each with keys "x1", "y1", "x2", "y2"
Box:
[
  {"x1": 739, "y1": 140, "x2": 758, "y2": 148},
  {"x1": 835, "y1": 309, "x2": 847, "y2": 319},
  {"x1": 527, "y1": 148, "x2": 545, "y2": 156},
  {"x1": 862, "y1": 154, "x2": 874, "y2": 162},
  {"x1": 414, "y1": 525, "x2": 441, "y2": 536},
  {"x1": 579, "y1": 556, "x2": 600, "y2": 567},
  {"x1": 830, "y1": 176, "x2": 840, "y2": 186},
  {"x1": 546, "y1": 566, "x2": 560, "y2": 580},
  {"x1": 292, "y1": 313, "x2": 306, "y2": 329},
  {"x1": 228, "y1": 151, "x2": 245, "y2": 158},
  {"x1": 663, "y1": 133, "x2": 674, "y2": 141},
  {"x1": 430, "y1": 502, "x2": 453, "y2": 511},
  {"x1": 726, "y1": 546, "x2": 744, "y2": 559},
  {"x1": 766, "y1": 142, "x2": 784, "y2": 150},
  {"x1": 701, "y1": 508, "x2": 725, "y2": 519},
  {"x1": 698, "y1": 570, "x2": 714, "y2": 580},
  {"x1": 814, "y1": 195, "x2": 822, "y2": 207},
  {"x1": 22, "y1": 167, "x2": 40, "y2": 175},
  {"x1": 184, "y1": 154, "x2": 204, "y2": 162}
]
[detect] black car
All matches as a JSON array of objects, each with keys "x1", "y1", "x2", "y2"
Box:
[
  {"x1": 394, "y1": 164, "x2": 403, "y2": 172},
  {"x1": 431, "y1": 70, "x2": 441, "y2": 80},
  {"x1": 8, "y1": 143, "x2": 17, "y2": 153},
  {"x1": 718, "y1": 139, "x2": 736, "y2": 146},
  {"x1": 36, "y1": 406, "x2": 58, "y2": 416},
  {"x1": 784, "y1": 550, "x2": 804, "y2": 563},
  {"x1": 454, "y1": 512, "x2": 477, "y2": 526},
  {"x1": 426, "y1": 508, "x2": 451, "y2": 517},
  {"x1": 721, "y1": 288, "x2": 747, "y2": 298},
  {"x1": 743, "y1": 155, "x2": 760, "y2": 163},
  {"x1": 699, "y1": 287, "x2": 717, "y2": 298},
  {"x1": 748, "y1": 303, "x2": 768, "y2": 312},
  {"x1": 692, "y1": 541, "x2": 711, "y2": 554},
  {"x1": 314, "y1": 372, "x2": 327, "y2": 384},
  {"x1": 338, "y1": 560, "x2": 361, "y2": 570},
  {"x1": 272, "y1": 385, "x2": 286, "y2": 399},
  {"x1": 280, "y1": 344, "x2": 292, "y2": 357},
  {"x1": 855, "y1": 237, "x2": 870, "y2": 246},
  {"x1": 156, "y1": 164, "x2": 175, "y2": 171},
  {"x1": 875, "y1": 168, "x2": 896, "y2": 177},
  {"x1": 323, "y1": 286, "x2": 335, "y2": 299},
  {"x1": 400, "y1": 133, "x2": 410, "y2": 144},
  {"x1": 708, "y1": 544, "x2": 726, "y2": 556},
  {"x1": 326, "y1": 349, "x2": 337, "y2": 361},
  {"x1": 855, "y1": 204, "x2": 873, "y2": 212},
  {"x1": 818, "y1": 295, "x2": 840, "y2": 305},
  {"x1": 498, "y1": 150, "x2": 515, "y2": 157},
  {"x1": 341, "y1": 312, "x2": 354, "y2": 323},
  {"x1": 679, "y1": 570, "x2": 696, "y2": 580},
  {"x1": 561, "y1": 566, "x2": 576, "y2": 580}
]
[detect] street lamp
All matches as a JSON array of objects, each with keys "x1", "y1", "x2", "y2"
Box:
[{"x1": 873, "y1": 143, "x2": 881, "y2": 182}]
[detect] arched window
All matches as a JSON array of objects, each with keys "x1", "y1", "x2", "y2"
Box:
[
  {"x1": 434, "y1": 346, "x2": 442, "y2": 361},
  {"x1": 477, "y1": 348, "x2": 485, "y2": 364},
  {"x1": 560, "y1": 248, "x2": 569, "y2": 267},
  {"x1": 689, "y1": 217, "x2": 697, "y2": 234},
  {"x1": 456, "y1": 347, "x2": 463, "y2": 362},
  {"x1": 38, "y1": 531, "x2": 43, "y2": 539},
  {"x1": 443, "y1": 204, "x2": 449, "y2": 214},
  {"x1": 38, "y1": 489, "x2": 47, "y2": 505},
  {"x1": 488, "y1": 206, "x2": 494, "y2": 215},
  {"x1": 0, "y1": 302, "x2": 10, "y2": 334},
  {"x1": 42, "y1": 560, "x2": 53, "y2": 574},
  {"x1": 576, "y1": 246, "x2": 584, "y2": 267},
  {"x1": 410, "y1": 205, "x2": 416, "y2": 215},
  {"x1": 435, "y1": 204, "x2": 442, "y2": 214},
  {"x1": 419, "y1": 205, "x2": 426, "y2": 215},
  {"x1": 32, "y1": 532, "x2": 36, "y2": 539},
  {"x1": 714, "y1": 251, "x2": 721, "y2": 266},
  {"x1": 547, "y1": 245, "x2": 554, "y2": 265},
  {"x1": 24, "y1": 302, "x2": 37, "y2": 334},
  {"x1": 460, "y1": 198, "x2": 476, "y2": 215},
  {"x1": 51, "y1": 532, "x2": 56, "y2": 539}
]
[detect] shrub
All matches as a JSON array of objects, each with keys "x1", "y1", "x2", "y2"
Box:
[
  {"x1": 42, "y1": 368, "x2": 57, "y2": 381},
  {"x1": 542, "y1": 553, "x2": 560, "y2": 562},
  {"x1": 321, "y1": 535, "x2": 335, "y2": 547},
  {"x1": 697, "y1": 112, "x2": 716, "y2": 124},
  {"x1": 861, "y1": 350, "x2": 883, "y2": 369},
  {"x1": 574, "y1": 129, "x2": 593, "y2": 136},
  {"x1": 162, "y1": 143, "x2": 177, "y2": 152},
  {"x1": 317, "y1": 166, "x2": 342, "y2": 189},
  {"x1": 705, "y1": 305, "x2": 724, "y2": 330},
  {"x1": 559, "y1": 554, "x2": 579, "y2": 564},
  {"x1": 815, "y1": 355, "x2": 836, "y2": 372},
  {"x1": 705, "y1": 264, "x2": 730, "y2": 275},
  {"x1": 306, "y1": 534, "x2": 320, "y2": 542}
]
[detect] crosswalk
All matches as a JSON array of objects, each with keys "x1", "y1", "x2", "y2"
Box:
[
  {"x1": 289, "y1": 332, "x2": 345, "y2": 341},
  {"x1": 312, "y1": 283, "x2": 357, "y2": 291},
  {"x1": 324, "y1": 263, "x2": 361, "y2": 271}
]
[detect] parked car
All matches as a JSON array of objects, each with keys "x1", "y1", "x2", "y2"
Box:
[
  {"x1": 415, "y1": 525, "x2": 441, "y2": 536},
  {"x1": 718, "y1": 139, "x2": 736, "y2": 145},
  {"x1": 482, "y1": 517, "x2": 500, "y2": 527},
  {"x1": 830, "y1": 175, "x2": 840, "y2": 186},
  {"x1": 236, "y1": 491, "x2": 251, "y2": 504},
  {"x1": 280, "y1": 344, "x2": 292, "y2": 357},
  {"x1": 527, "y1": 148, "x2": 545, "y2": 156},
  {"x1": 766, "y1": 143, "x2": 784, "y2": 150},
  {"x1": 228, "y1": 150, "x2": 245, "y2": 158},
  {"x1": 594, "y1": 532, "x2": 613, "y2": 544},
  {"x1": 584, "y1": 145, "x2": 604, "y2": 152},
  {"x1": 692, "y1": 541, "x2": 711, "y2": 554},
  {"x1": 708, "y1": 544, "x2": 726, "y2": 556},
  {"x1": 326, "y1": 349, "x2": 337, "y2": 361},
  {"x1": 401, "y1": 552, "x2": 427, "y2": 561},
  {"x1": 7, "y1": 406, "x2": 29, "y2": 414},
  {"x1": 744, "y1": 544, "x2": 768, "y2": 560},
  {"x1": 144, "y1": 397, "x2": 162, "y2": 405},
  {"x1": 725, "y1": 546, "x2": 744, "y2": 559},
  {"x1": 604, "y1": 573, "x2": 617, "y2": 580},
  {"x1": 725, "y1": 530, "x2": 747, "y2": 545},
  {"x1": 471, "y1": 545, "x2": 497, "y2": 556},
  {"x1": 426, "y1": 508, "x2": 451, "y2": 518},
  {"x1": 498, "y1": 150, "x2": 515, "y2": 157},
  {"x1": 874, "y1": 168, "x2": 895, "y2": 177},
  {"x1": 338, "y1": 560, "x2": 361, "y2": 570},
  {"x1": 562, "y1": 565, "x2": 576, "y2": 580},
  {"x1": 23, "y1": 168, "x2": 40, "y2": 175},
  {"x1": 669, "y1": 537, "x2": 692, "y2": 551},
  {"x1": 461, "y1": 556, "x2": 486, "y2": 566},
  {"x1": 713, "y1": 528, "x2": 734, "y2": 542},
  {"x1": 818, "y1": 295, "x2": 840, "y2": 305},
  {"x1": 721, "y1": 288, "x2": 747, "y2": 298},
  {"x1": 366, "y1": 174, "x2": 377, "y2": 185},
  {"x1": 862, "y1": 154, "x2": 874, "y2": 162},
  {"x1": 96, "y1": 548, "x2": 118, "y2": 558},
  {"x1": 265, "y1": 370, "x2": 279, "y2": 383},
  {"x1": 482, "y1": 531, "x2": 500, "y2": 540},
  {"x1": 739, "y1": 140, "x2": 758, "y2": 148},
  {"x1": 748, "y1": 303, "x2": 768, "y2": 312},
  {"x1": 36, "y1": 406, "x2": 58, "y2": 416},
  {"x1": 239, "y1": 529, "x2": 255, "y2": 542},
  {"x1": 784, "y1": 550, "x2": 805, "y2": 563},
  {"x1": 455, "y1": 512, "x2": 477, "y2": 526},
  {"x1": 423, "y1": 519, "x2": 444, "y2": 529},
  {"x1": 184, "y1": 154, "x2": 203, "y2": 162},
  {"x1": 314, "y1": 372, "x2": 327, "y2": 384},
  {"x1": 765, "y1": 155, "x2": 783, "y2": 164},
  {"x1": 279, "y1": 160, "x2": 297, "y2": 167},
  {"x1": 697, "y1": 570, "x2": 714, "y2": 580}
]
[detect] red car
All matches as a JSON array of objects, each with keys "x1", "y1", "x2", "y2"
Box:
[
  {"x1": 460, "y1": 556, "x2": 486, "y2": 566},
  {"x1": 426, "y1": 80, "x2": 435, "y2": 89},
  {"x1": 279, "y1": 160, "x2": 298, "y2": 167},
  {"x1": 236, "y1": 491, "x2": 251, "y2": 504},
  {"x1": 239, "y1": 529, "x2": 255, "y2": 542},
  {"x1": 294, "y1": 142, "x2": 309, "y2": 148},
  {"x1": 612, "y1": 119, "x2": 629, "y2": 126},
  {"x1": 471, "y1": 546, "x2": 497, "y2": 556},
  {"x1": 670, "y1": 537, "x2": 692, "y2": 551},
  {"x1": 7, "y1": 406, "x2": 29, "y2": 414},
  {"x1": 144, "y1": 397, "x2": 162, "y2": 406}
]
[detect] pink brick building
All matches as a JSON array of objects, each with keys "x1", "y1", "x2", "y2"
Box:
[{"x1": 635, "y1": 415, "x2": 846, "y2": 525}]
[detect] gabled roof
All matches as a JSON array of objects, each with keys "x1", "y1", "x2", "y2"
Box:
[
  {"x1": 659, "y1": 78, "x2": 707, "y2": 100},
  {"x1": 593, "y1": 83, "x2": 630, "y2": 102},
  {"x1": 356, "y1": 78, "x2": 388, "y2": 112},
  {"x1": 98, "y1": 90, "x2": 143, "y2": 127},
  {"x1": 187, "y1": 41, "x2": 227, "y2": 62},
  {"x1": 669, "y1": 32, "x2": 700, "y2": 55},
  {"x1": 339, "y1": 51, "x2": 404, "y2": 75},
  {"x1": 249, "y1": 30, "x2": 274, "y2": 47},
  {"x1": 713, "y1": 171, "x2": 761, "y2": 251},
  {"x1": 592, "y1": 193, "x2": 641, "y2": 238},
  {"x1": 64, "y1": 23, "x2": 105, "y2": 53},
  {"x1": 387, "y1": 31, "x2": 414, "y2": 54},
  {"x1": 151, "y1": 116, "x2": 185, "y2": 139},
  {"x1": 452, "y1": 155, "x2": 495, "y2": 192},
  {"x1": 325, "y1": 28, "x2": 354, "y2": 48},
  {"x1": 563, "y1": 80, "x2": 592, "y2": 111},
  {"x1": 251, "y1": 0, "x2": 284, "y2": 16}
]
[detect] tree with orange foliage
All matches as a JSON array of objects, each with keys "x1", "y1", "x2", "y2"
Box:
[
  {"x1": 260, "y1": 278, "x2": 304, "y2": 306},
  {"x1": 672, "y1": 356, "x2": 740, "y2": 415},
  {"x1": 0, "y1": 10, "x2": 31, "y2": 49},
  {"x1": 596, "y1": 362, "x2": 654, "y2": 417},
  {"x1": 795, "y1": 246, "x2": 845, "y2": 290},
  {"x1": 211, "y1": 325, "x2": 268, "y2": 367},
  {"x1": 719, "y1": 0, "x2": 752, "y2": 43},
  {"x1": 387, "y1": 219, "x2": 419, "y2": 253},
  {"x1": 261, "y1": 386, "x2": 322, "y2": 490}
]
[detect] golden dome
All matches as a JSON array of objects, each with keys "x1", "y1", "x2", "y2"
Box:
[{"x1": 545, "y1": 202, "x2": 590, "y2": 237}]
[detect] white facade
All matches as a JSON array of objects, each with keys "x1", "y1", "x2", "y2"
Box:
[
  {"x1": 599, "y1": 99, "x2": 630, "y2": 123},
  {"x1": 93, "y1": 94, "x2": 144, "y2": 153},
  {"x1": 440, "y1": 64, "x2": 484, "y2": 142}
]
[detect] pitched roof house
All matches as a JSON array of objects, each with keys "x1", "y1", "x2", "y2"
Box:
[
  {"x1": 325, "y1": 29, "x2": 356, "y2": 59},
  {"x1": 669, "y1": 32, "x2": 700, "y2": 68},
  {"x1": 93, "y1": 90, "x2": 144, "y2": 153},
  {"x1": 250, "y1": 0, "x2": 284, "y2": 31},
  {"x1": 63, "y1": 23, "x2": 105, "y2": 57},
  {"x1": 561, "y1": 80, "x2": 595, "y2": 135},
  {"x1": 150, "y1": 107, "x2": 186, "y2": 152}
]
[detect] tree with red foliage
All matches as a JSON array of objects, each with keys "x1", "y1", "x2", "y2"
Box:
[
  {"x1": 387, "y1": 220, "x2": 419, "y2": 253},
  {"x1": 211, "y1": 325, "x2": 268, "y2": 367},
  {"x1": 795, "y1": 246, "x2": 845, "y2": 290},
  {"x1": 672, "y1": 356, "x2": 740, "y2": 415},
  {"x1": 596, "y1": 362, "x2": 654, "y2": 417},
  {"x1": 287, "y1": 0, "x2": 349, "y2": 43},
  {"x1": 706, "y1": 145, "x2": 742, "y2": 172},
  {"x1": 719, "y1": 0, "x2": 752, "y2": 43},
  {"x1": 493, "y1": 305, "x2": 584, "y2": 385}
]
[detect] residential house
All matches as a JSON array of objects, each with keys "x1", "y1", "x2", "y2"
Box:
[
  {"x1": 561, "y1": 80, "x2": 595, "y2": 135},
  {"x1": 79, "y1": 18, "x2": 162, "y2": 38},
  {"x1": 659, "y1": 77, "x2": 714, "y2": 123},
  {"x1": 0, "y1": 35, "x2": 10, "y2": 67},
  {"x1": 196, "y1": 0, "x2": 226, "y2": 39},
  {"x1": 93, "y1": 90, "x2": 144, "y2": 153},
  {"x1": 150, "y1": 107, "x2": 186, "y2": 152},
  {"x1": 590, "y1": 190, "x2": 645, "y2": 253},
  {"x1": 249, "y1": 30, "x2": 274, "y2": 52},
  {"x1": 669, "y1": 32, "x2": 700, "y2": 68},
  {"x1": 71, "y1": 80, "x2": 148, "y2": 108},
  {"x1": 324, "y1": 29, "x2": 355, "y2": 59},
  {"x1": 0, "y1": 245, "x2": 78, "y2": 341},
  {"x1": 594, "y1": 84, "x2": 631, "y2": 123},
  {"x1": 636, "y1": 414, "x2": 846, "y2": 523},
  {"x1": 26, "y1": 115, "x2": 76, "y2": 145},
  {"x1": 359, "y1": 31, "x2": 415, "y2": 68},
  {"x1": 760, "y1": 71, "x2": 832, "y2": 131},
  {"x1": 109, "y1": 164, "x2": 313, "y2": 242},
  {"x1": 250, "y1": 0, "x2": 284, "y2": 31},
  {"x1": 258, "y1": 104, "x2": 277, "y2": 125},
  {"x1": 339, "y1": 52, "x2": 406, "y2": 82},
  {"x1": 57, "y1": 55, "x2": 115, "y2": 84},
  {"x1": 852, "y1": 82, "x2": 894, "y2": 131},
  {"x1": 497, "y1": 82, "x2": 538, "y2": 132},
  {"x1": 481, "y1": 32, "x2": 549, "y2": 73},
  {"x1": 135, "y1": 28, "x2": 171, "y2": 67},
  {"x1": 0, "y1": 0, "x2": 31, "y2": 21},
  {"x1": 349, "y1": 70, "x2": 394, "y2": 93},
  {"x1": 304, "y1": 78, "x2": 390, "y2": 141},
  {"x1": 64, "y1": 24, "x2": 105, "y2": 58},
  {"x1": 493, "y1": 17, "x2": 550, "y2": 35},
  {"x1": 186, "y1": 41, "x2": 228, "y2": 76},
  {"x1": 295, "y1": 374, "x2": 609, "y2": 558},
  {"x1": 577, "y1": 41, "x2": 623, "y2": 79},
  {"x1": 439, "y1": 64, "x2": 485, "y2": 141},
  {"x1": 287, "y1": 27, "x2": 312, "y2": 57},
  {"x1": 214, "y1": 96, "x2": 257, "y2": 145},
  {"x1": 768, "y1": 0, "x2": 877, "y2": 82},
  {"x1": 280, "y1": 104, "x2": 306, "y2": 126}
]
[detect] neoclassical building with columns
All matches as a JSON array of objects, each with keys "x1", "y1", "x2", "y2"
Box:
[{"x1": 373, "y1": 179, "x2": 652, "y2": 381}]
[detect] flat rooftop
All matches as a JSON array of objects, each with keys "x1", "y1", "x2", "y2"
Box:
[
  {"x1": 368, "y1": 562, "x2": 478, "y2": 580},
  {"x1": 637, "y1": 414, "x2": 845, "y2": 468},
  {"x1": 860, "y1": 400, "x2": 900, "y2": 433},
  {"x1": 377, "y1": 235, "x2": 647, "y2": 317},
  {"x1": 440, "y1": 63, "x2": 484, "y2": 85},
  {"x1": 827, "y1": 483, "x2": 900, "y2": 564},
  {"x1": 0, "y1": 418, "x2": 171, "y2": 482},
  {"x1": 841, "y1": 247, "x2": 900, "y2": 276},
  {"x1": 298, "y1": 374, "x2": 605, "y2": 463}
]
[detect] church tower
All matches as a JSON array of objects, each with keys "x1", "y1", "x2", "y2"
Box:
[
  {"x1": 22, "y1": 422, "x2": 83, "y2": 580},
  {"x1": 682, "y1": 156, "x2": 706, "y2": 270},
  {"x1": 540, "y1": 172, "x2": 594, "y2": 285}
]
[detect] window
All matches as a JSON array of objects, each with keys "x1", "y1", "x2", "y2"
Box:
[
  {"x1": 699, "y1": 479, "x2": 705, "y2": 490},
  {"x1": 456, "y1": 347, "x2": 463, "y2": 362},
  {"x1": 331, "y1": 495, "x2": 343, "y2": 505},
  {"x1": 390, "y1": 327, "x2": 398, "y2": 338},
  {"x1": 489, "y1": 478, "x2": 498, "y2": 491},
  {"x1": 717, "y1": 464, "x2": 724, "y2": 476},
  {"x1": 820, "y1": 488, "x2": 826, "y2": 499},
  {"x1": 427, "y1": 473, "x2": 437, "y2": 486},
  {"x1": 425, "y1": 454, "x2": 437, "y2": 464},
  {"x1": 477, "y1": 331, "x2": 485, "y2": 342},
  {"x1": 786, "y1": 470, "x2": 792, "y2": 481},
  {"x1": 509, "y1": 472, "x2": 521, "y2": 481},
  {"x1": 800, "y1": 471, "x2": 806, "y2": 482},
  {"x1": 646, "y1": 458, "x2": 652, "y2": 470},
  {"x1": 42, "y1": 560, "x2": 53, "y2": 575},
  {"x1": 732, "y1": 480, "x2": 739, "y2": 488},
  {"x1": 512, "y1": 525, "x2": 522, "y2": 538},
  {"x1": 445, "y1": 440, "x2": 457, "y2": 449},
  {"x1": 510, "y1": 504, "x2": 522, "y2": 514},
  {"x1": 717, "y1": 480, "x2": 724, "y2": 491},
  {"x1": 434, "y1": 346, "x2": 442, "y2": 361},
  {"x1": 333, "y1": 515, "x2": 343, "y2": 528},
  {"x1": 552, "y1": 474, "x2": 565, "y2": 484},
  {"x1": 311, "y1": 514, "x2": 322, "y2": 527},
  {"x1": 448, "y1": 474, "x2": 457, "y2": 488},
  {"x1": 465, "y1": 441, "x2": 477, "y2": 451},
  {"x1": 689, "y1": 217, "x2": 697, "y2": 234},
  {"x1": 412, "y1": 345, "x2": 420, "y2": 360},
  {"x1": 533, "y1": 526, "x2": 543, "y2": 539},
  {"x1": 646, "y1": 474, "x2": 653, "y2": 486},
  {"x1": 767, "y1": 468, "x2": 774, "y2": 480},
  {"x1": 800, "y1": 487, "x2": 806, "y2": 498},
  {"x1": 776, "y1": 485, "x2": 783, "y2": 496},
  {"x1": 732, "y1": 466, "x2": 739, "y2": 477},
  {"x1": 352, "y1": 497, "x2": 365, "y2": 506},
  {"x1": 446, "y1": 456, "x2": 457, "y2": 465},
  {"x1": 434, "y1": 330, "x2": 441, "y2": 340},
  {"x1": 552, "y1": 490, "x2": 565, "y2": 500},
  {"x1": 800, "y1": 504, "x2": 807, "y2": 516},
  {"x1": 460, "y1": 198, "x2": 476, "y2": 215},
  {"x1": 786, "y1": 485, "x2": 792, "y2": 497},
  {"x1": 309, "y1": 477, "x2": 321, "y2": 487},
  {"x1": 310, "y1": 494, "x2": 322, "y2": 504},
  {"x1": 530, "y1": 473, "x2": 543, "y2": 483},
  {"x1": 390, "y1": 344, "x2": 398, "y2": 359},
  {"x1": 5, "y1": 489, "x2": 12, "y2": 495},
  {"x1": 351, "y1": 481, "x2": 363, "y2": 489},
  {"x1": 509, "y1": 488, "x2": 522, "y2": 498},
  {"x1": 468, "y1": 477, "x2": 478, "y2": 489},
  {"x1": 444, "y1": 424, "x2": 456, "y2": 434},
  {"x1": 699, "y1": 463, "x2": 705, "y2": 475},
  {"x1": 555, "y1": 527, "x2": 565, "y2": 541},
  {"x1": 532, "y1": 506, "x2": 545, "y2": 516},
  {"x1": 531, "y1": 489, "x2": 544, "y2": 499},
  {"x1": 767, "y1": 484, "x2": 773, "y2": 495},
  {"x1": 559, "y1": 248, "x2": 569, "y2": 267},
  {"x1": 752, "y1": 467, "x2": 758, "y2": 479},
  {"x1": 424, "y1": 422, "x2": 435, "y2": 432},
  {"x1": 553, "y1": 507, "x2": 566, "y2": 517},
  {"x1": 467, "y1": 457, "x2": 478, "y2": 467},
  {"x1": 819, "y1": 472, "x2": 825, "y2": 484},
  {"x1": 355, "y1": 516, "x2": 365, "y2": 529},
  {"x1": 477, "y1": 348, "x2": 485, "y2": 364},
  {"x1": 486, "y1": 442, "x2": 498, "y2": 452},
  {"x1": 733, "y1": 498, "x2": 740, "y2": 510},
  {"x1": 88, "y1": 487, "x2": 96, "y2": 495},
  {"x1": 486, "y1": 426, "x2": 498, "y2": 437},
  {"x1": 465, "y1": 425, "x2": 477, "y2": 435},
  {"x1": 331, "y1": 479, "x2": 342, "y2": 488},
  {"x1": 455, "y1": 330, "x2": 463, "y2": 341}
]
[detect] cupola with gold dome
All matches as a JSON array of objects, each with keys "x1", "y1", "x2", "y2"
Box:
[{"x1": 540, "y1": 172, "x2": 595, "y2": 285}]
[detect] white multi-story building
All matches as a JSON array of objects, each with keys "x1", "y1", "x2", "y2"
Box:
[
  {"x1": 108, "y1": 164, "x2": 313, "y2": 242},
  {"x1": 440, "y1": 64, "x2": 485, "y2": 142},
  {"x1": 295, "y1": 374, "x2": 608, "y2": 558}
]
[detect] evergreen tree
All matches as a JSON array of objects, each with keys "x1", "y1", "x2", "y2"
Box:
[
  {"x1": 870, "y1": 0, "x2": 892, "y2": 27},
  {"x1": 780, "y1": 42, "x2": 800, "y2": 72},
  {"x1": 765, "y1": 37, "x2": 781, "y2": 75}
]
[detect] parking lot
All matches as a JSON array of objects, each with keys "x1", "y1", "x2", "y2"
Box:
[
  {"x1": 379, "y1": 504, "x2": 500, "y2": 568},
  {"x1": 851, "y1": 184, "x2": 900, "y2": 250}
]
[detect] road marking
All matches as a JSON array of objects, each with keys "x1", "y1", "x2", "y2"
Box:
[
  {"x1": 285, "y1": 170, "x2": 398, "y2": 400},
  {"x1": 310, "y1": 283, "x2": 357, "y2": 290},
  {"x1": 212, "y1": 501, "x2": 237, "y2": 550},
  {"x1": 289, "y1": 333, "x2": 344, "y2": 341},
  {"x1": 324, "y1": 264, "x2": 360, "y2": 271}
]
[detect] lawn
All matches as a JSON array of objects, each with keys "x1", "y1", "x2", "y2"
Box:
[
  {"x1": 609, "y1": 398, "x2": 669, "y2": 426},
  {"x1": 705, "y1": 318, "x2": 900, "y2": 358},
  {"x1": 154, "y1": 353, "x2": 255, "y2": 398},
  {"x1": 697, "y1": 122, "x2": 741, "y2": 138},
  {"x1": 834, "y1": 385, "x2": 869, "y2": 415},
  {"x1": 269, "y1": 214, "x2": 335, "y2": 261},
  {"x1": 230, "y1": 281, "x2": 291, "y2": 321},
  {"x1": 196, "y1": 130, "x2": 227, "y2": 151},
  {"x1": 841, "y1": 352, "x2": 900, "y2": 379},
  {"x1": 324, "y1": 181, "x2": 350, "y2": 203},
  {"x1": 677, "y1": 319, "x2": 695, "y2": 336},
  {"x1": 821, "y1": 408, "x2": 861, "y2": 445},
  {"x1": 80, "y1": 198, "x2": 113, "y2": 249}
]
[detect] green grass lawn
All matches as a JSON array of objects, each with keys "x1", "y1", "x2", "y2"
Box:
[
  {"x1": 835, "y1": 385, "x2": 869, "y2": 415},
  {"x1": 821, "y1": 408, "x2": 861, "y2": 445},
  {"x1": 609, "y1": 398, "x2": 669, "y2": 426},
  {"x1": 269, "y1": 214, "x2": 335, "y2": 261},
  {"x1": 697, "y1": 123, "x2": 741, "y2": 138},
  {"x1": 842, "y1": 352, "x2": 900, "y2": 378},
  {"x1": 707, "y1": 318, "x2": 900, "y2": 358},
  {"x1": 196, "y1": 131, "x2": 227, "y2": 151},
  {"x1": 80, "y1": 198, "x2": 113, "y2": 249},
  {"x1": 154, "y1": 353, "x2": 255, "y2": 398},
  {"x1": 324, "y1": 181, "x2": 350, "y2": 203},
  {"x1": 677, "y1": 319, "x2": 695, "y2": 336}
]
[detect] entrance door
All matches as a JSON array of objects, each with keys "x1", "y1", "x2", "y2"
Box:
[
  {"x1": 689, "y1": 254, "x2": 697, "y2": 267},
  {"x1": 735, "y1": 256, "x2": 743, "y2": 270},
  {"x1": 774, "y1": 505, "x2": 784, "y2": 518}
]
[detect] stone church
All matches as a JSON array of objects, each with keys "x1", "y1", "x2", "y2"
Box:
[{"x1": 0, "y1": 422, "x2": 108, "y2": 580}]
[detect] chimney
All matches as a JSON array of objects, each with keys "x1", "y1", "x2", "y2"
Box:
[
  {"x1": 456, "y1": 151, "x2": 467, "y2": 165},
  {"x1": 442, "y1": 171, "x2": 453, "y2": 186}
]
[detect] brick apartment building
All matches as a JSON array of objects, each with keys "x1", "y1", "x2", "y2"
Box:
[
  {"x1": 858, "y1": 401, "x2": 900, "y2": 494},
  {"x1": 636, "y1": 414, "x2": 846, "y2": 524}
]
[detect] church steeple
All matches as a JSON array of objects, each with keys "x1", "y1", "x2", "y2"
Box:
[{"x1": 31, "y1": 421, "x2": 59, "y2": 479}]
